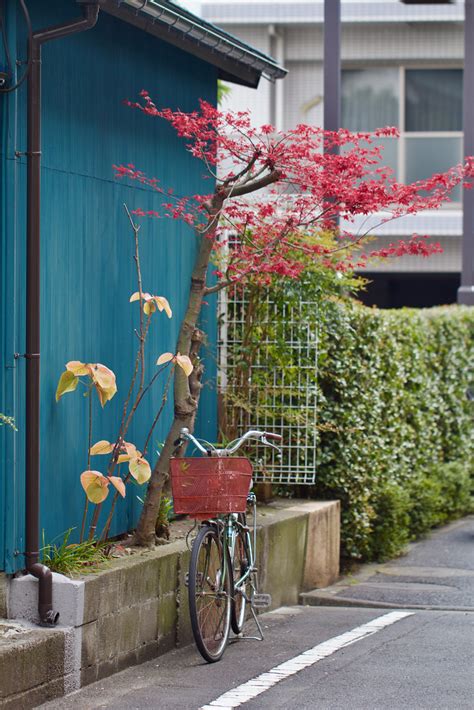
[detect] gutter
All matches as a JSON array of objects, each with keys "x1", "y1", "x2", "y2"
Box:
[
  {"x1": 25, "y1": 0, "x2": 100, "y2": 627},
  {"x1": 103, "y1": 0, "x2": 287, "y2": 87}
]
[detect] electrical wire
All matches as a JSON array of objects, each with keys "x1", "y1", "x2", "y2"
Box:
[{"x1": 0, "y1": 0, "x2": 33, "y2": 93}]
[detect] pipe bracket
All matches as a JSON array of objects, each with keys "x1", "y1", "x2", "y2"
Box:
[{"x1": 15, "y1": 151, "x2": 42, "y2": 157}]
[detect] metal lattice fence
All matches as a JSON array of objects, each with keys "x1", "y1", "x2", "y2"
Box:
[{"x1": 218, "y1": 286, "x2": 318, "y2": 485}]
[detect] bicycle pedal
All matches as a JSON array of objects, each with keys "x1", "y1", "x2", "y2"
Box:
[{"x1": 252, "y1": 593, "x2": 272, "y2": 608}]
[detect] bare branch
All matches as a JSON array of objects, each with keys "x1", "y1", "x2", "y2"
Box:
[
  {"x1": 204, "y1": 278, "x2": 234, "y2": 295},
  {"x1": 223, "y1": 150, "x2": 260, "y2": 187},
  {"x1": 230, "y1": 170, "x2": 281, "y2": 198}
]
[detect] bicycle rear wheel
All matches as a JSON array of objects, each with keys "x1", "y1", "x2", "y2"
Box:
[
  {"x1": 231, "y1": 515, "x2": 252, "y2": 634},
  {"x1": 189, "y1": 525, "x2": 231, "y2": 662}
]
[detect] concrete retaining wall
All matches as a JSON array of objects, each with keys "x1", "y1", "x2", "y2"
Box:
[
  {"x1": 0, "y1": 574, "x2": 7, "y2": 618},
  {"x1": 1, "y1": 500, "x2": 339, "y2": 708},
  {"x1": 0, "y1": 621, "x2": 65, "y2": 709}
]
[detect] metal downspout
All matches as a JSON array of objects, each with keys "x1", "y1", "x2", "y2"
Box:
[{"x1": 25, "y1": 1, "x2": 100, "y2": 626}]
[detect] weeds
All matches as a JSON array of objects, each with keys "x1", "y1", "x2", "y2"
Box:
[
  {"x1": 0, "y1": 413, "x2": 17, "y2": 430},
  {"x1": 41, "y1": 528, "x2": 108, "y2": 577}
]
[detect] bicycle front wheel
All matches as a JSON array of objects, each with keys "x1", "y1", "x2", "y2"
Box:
[{"x1": 189, "y1": 525, "x2": 231, "y2": 663}]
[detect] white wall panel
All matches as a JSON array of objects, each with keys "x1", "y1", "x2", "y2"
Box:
[
  {"x1": 202, "y1": 2, "x2": 464, "y2": 25},
  {"x1": 285, "y1": 24, "x2": 463, "y2": 62},
  {"x1": 219, "y1": 26, "x2": 272, "y2": 126},
  {"x1": 283, "y1": 61, "x2": 323, "y2": 130}
]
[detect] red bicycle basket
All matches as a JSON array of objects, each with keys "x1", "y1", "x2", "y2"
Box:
[{"x1": 170, "y1": 457, "x2": 253, "y2": 517}]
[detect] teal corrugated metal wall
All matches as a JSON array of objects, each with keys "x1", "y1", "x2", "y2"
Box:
[{"x1": 1, "y1": 1, "x2": 217, "y2": 572}]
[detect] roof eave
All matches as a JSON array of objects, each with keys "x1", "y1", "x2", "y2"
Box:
[{"x1": 101, "y1": 0, "x2": 286, "y2": 87}]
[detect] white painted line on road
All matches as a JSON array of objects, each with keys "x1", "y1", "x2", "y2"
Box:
[{"x1": 200, "y1": 611, "x2": 414, "y2": 710}]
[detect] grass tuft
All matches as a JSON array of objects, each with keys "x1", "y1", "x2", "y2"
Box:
[{"x1": 41, "y1": 528, "x2": 108, "y2": 577}]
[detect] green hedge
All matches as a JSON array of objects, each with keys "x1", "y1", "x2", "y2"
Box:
[
  {"x1": 225, "y1": 276, "x2": 474, "y2": 561},
  {"x1": 315, "y1": 300, "x2": 474, "y2": 560}
]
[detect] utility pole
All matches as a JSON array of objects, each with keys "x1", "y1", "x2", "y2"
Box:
[
  {"x1": 458, "y1": 0, "x2": 474, "y2": 304},
  {"x1": 323, "y1": 0, "x2": 341, "y2": 149}
]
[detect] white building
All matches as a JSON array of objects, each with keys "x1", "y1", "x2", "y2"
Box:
[{"x1": 202, "y1": 0, "x2": 466, "y2": 306}]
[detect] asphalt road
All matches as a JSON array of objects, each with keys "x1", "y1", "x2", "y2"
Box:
[{"x1": 41, "y1": 517, "x2": 474, "y2": 710}]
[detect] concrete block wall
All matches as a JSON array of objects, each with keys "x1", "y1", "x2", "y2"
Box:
[
  {"x1": 0, "y1": 622, "x2": 65, "y2": 709},
  {"x1": 0, "y1": 574, "x2": 7, "y2": 618},
  {"x1": 1, "y1": 500, "x2": 340, "y2": 708},
  {"x1": 80, "y1": 542, "x2": 188, "y2": 685}
]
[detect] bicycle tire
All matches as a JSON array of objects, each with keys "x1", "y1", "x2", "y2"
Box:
[
  {"x1": 188, "y1": 524, "x2": 231, "y2": 663},
  {"x1": 231, "y1": 514, "x2": 252, "y2": 634}
]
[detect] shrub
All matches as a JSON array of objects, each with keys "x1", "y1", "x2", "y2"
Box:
[
  {"x1": 225, "y1": 277, "x2": 474, "y2": 561},
  {"x1": 367, "y1": 481, "x2": 411, "y2": 562},
  {"x1": 315, "y1": 301, "x2": 474, "y2": 560},
  {"x1": 432, "y1": 461, "x2": 473, "y2": 520},
  {"x1": 406, "y1": 472, "x2": 445, "y2": 539}
]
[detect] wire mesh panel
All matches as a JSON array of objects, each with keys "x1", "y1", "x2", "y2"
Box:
[{"x1": 219, "y1": 286, "x2": 318, "y2": 485}]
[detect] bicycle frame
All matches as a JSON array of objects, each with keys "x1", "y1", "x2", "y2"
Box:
[
  {"x1": 209, "y1": 493, "x2": 264, "y2": 640},
  {"x1": 226, "y1": 499, "x2": 257, "y2": 593}
]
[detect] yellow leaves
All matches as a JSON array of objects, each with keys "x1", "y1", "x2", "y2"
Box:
[
  {"x1": 156, "y1": 352, "x2": 193, "y2": 377},
  {"x1": 128, "y1": 456, "x2": 151, "y2": 484},
  {"x1": 56, "y1": 361, "x2": 117, "y2": 408},
  {"x1": 80, "y1": 471, "x2": 110, "y2": 504},
  {"x1": 80, "y1": 470, "x2": 126, "y2": 503},
  {"x1": 143, "y1": 300, "x2": 155, "y2": 316},
  {"x1": 89, "y1": 440, "x2": 114, "y2": 455},
  {"x1": 176, "y1": 354, "x2": 193, "y2": 377},
  {"x1": 86, "y1": 438, "x2": 151, "y2": 495},
  {"x1": 130, "y1": 292, "x2": 172, "y2": 318},
  {"x1": 118, "y1": 441, "x2": 151, "y2": 484},
  {"x1": 66, "y1": 361, "x2": 90, "y2": 376},
  {"x1": 90, "y1": 364, "x2": 115, "y2": 392},
  {"x1": 123, "y1": 442, "x2": 137, "y2": 457},
  {"x1": 90, "y1": 363, "x2": 117, "y2": 407},
  {"x1": 157, "y1": 352, "x2": 174, "y2": 366},
  {"x1": 109, "y1": 476, "x2": 126, "y2": 498},
  {"x1": 155, "y1": 296, "x2": 172, "y2": 318},
  {"x1": 56, "y1": 370, "x2": 79, "y2": 402}
]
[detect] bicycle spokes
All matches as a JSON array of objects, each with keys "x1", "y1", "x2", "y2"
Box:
[{"x1": 189, "y1": 526, "x2": 231, "y2": 662}]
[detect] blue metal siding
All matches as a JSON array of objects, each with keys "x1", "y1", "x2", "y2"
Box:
[{"x1": 1, "y1": 2, "x2": 217, "y2": 572}]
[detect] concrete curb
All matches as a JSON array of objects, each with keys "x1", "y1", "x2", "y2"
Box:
[
  {"x1": 299, "y1": 590, "x2": 474, "y2": 613},
  {"x1": 1, "y1": 500, "x2": 340, "y2": 708},
  {"x1": 299, "y1": 516, "x2": 474, "y2": 613}
]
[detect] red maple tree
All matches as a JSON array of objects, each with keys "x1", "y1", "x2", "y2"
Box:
[{"x1": 114, "y1": 91, "x2": 473, "y2": 543}]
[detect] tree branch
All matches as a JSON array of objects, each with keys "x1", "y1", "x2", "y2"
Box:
[{"x1": 229, "y1": 170, "x2": 281, "y2": 198}]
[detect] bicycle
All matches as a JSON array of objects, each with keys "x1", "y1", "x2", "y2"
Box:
[{"x1": 170, "y1": 427, "x2": 282, "y2": 663}]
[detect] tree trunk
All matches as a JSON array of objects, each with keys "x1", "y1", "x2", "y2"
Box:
[{"x1": 134, "y1": 195, "x2": 223, "y2": 545}]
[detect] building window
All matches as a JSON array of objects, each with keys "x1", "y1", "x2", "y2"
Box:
[{"x1": 342, "y1": 67, "x2": 463, "y2": 203}]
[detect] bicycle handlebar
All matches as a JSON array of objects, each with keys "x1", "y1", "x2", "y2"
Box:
[{"x1": 178, "y1": 427, "x2": 282, "y2": 456}]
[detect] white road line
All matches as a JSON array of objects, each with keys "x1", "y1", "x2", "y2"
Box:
[{"x1": 200, "y1": 611, "x2": 414, "y2": 710}]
